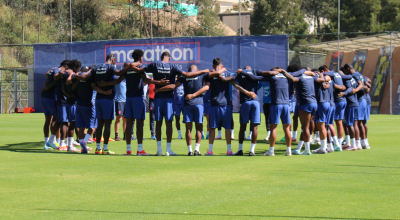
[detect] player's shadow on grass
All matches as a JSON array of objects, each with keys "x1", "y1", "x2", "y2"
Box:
[
  {"x1": 0, "y1": 142, "x2": 83, "y2": 155},
  {"x1": 34, "y1": 209, "x2": 397, "y2": 220}
]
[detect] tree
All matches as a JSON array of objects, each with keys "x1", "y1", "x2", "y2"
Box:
[
  {"x1": 301, "y1": 0, "x2": 334, "y2": 33},
  {"x1": 249, "y1": 0, "x2": 308, "y2": 35},
  {"x1": 193, "y1": 0, "x2": 224, "y2": 36}
]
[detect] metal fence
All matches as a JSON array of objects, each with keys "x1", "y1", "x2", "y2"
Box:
[{"x1": 1, "y1": 0, "x2": 400, "y2": 114}]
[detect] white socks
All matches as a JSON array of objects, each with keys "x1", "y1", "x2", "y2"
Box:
[
  {"x1": 49, "y1": 134, "x2": 56, "y2": 143},
  {"x1": 188, "y1": 145, "x2": 193, "y2": 153},
  {"x1": 138, "y1": 144, "x2": 143, "y2": 152},
  {"x1": 238, "y1": 143, "x2": 243, "y2": 151},
  {"x1": 315, "y1": 131, "x2": 320, "y2": 140},
  {"x1": 269, "y1": 146, "x2": 274, "y2": 153},
  {"x1": 332, "y1": 136, "x2": 339, "y2": 146},
  {"x1": 250, "y1": 143, "x2": 256, "y2": 153},
  {"x1": 247, "y1": 131, "x2": 252, "y2": 139},
  {"x1": 127, "y1": 144, "x2": 132, "y2": 152},
  {"x1": 350, "y1": 138, "x2": 356, "y2": 147},
  {"x1": 208, "y1": 144, "x2": 212, "y2": 152},
  {"x1": 304, "y1": 142, "x2": 311, "y2": 152},
  {"x1": 57, "y1": 138, "x2": 61, "y2": 145},
  {"x1": 218, "y1": 130, "x2": 222, "y2": 137},
  {"x1": 296, "y1": 140, "x2": 304, "y2": 151},
  {"x1": 166, "y1": 142, "x2": 172, "y2": 152},
  {"x1": 320, "y1": 139, "x2": 327, "y2": 151},
  {"x1": 338, "y1": 137, "x2": 343, "y2": 146},
  {"x1": 103, "y1": 144, "x2": 108, "y2": 151},
  {"x1": 227, "y1": 144, "x2": 231, "y2": 152},
  {"x1": 345, "y1": 135, "x2": 350, "y2": 144},
  {"x1": 84, "y1": 134, "x2": 91, "y2": 143},
  {"x1": 267, "y1": 131, "x2": 271, "y2": 138},
  {"x1": 157, "y1": 141, "x2": 162, "y2": 152},
  {"x1": 292, "y1": 131, "x2": 297, "y2": 140},
  {"x1": 287, "y1": 146, "x2": 291, "y2": 152},
  {"x1": 356, "y1": 140, "x2": 361, "y2": 148},
  {"x1": 195, "y1": 143, "x2": 200, "y2": 152},
  {"x1": 231, "y1": 129, "x2": 235, "y2": 139},
  {"x1": 60, "y1": 139, "x2": 65, "y2": 147},
  {"x1": 44, "y1": 137, "x2": 49, "y2": 144}
]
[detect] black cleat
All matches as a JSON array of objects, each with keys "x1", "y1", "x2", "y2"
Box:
[
  {"x1": 194, "y1": 150, "x2": 202, "y2": 156},
  {"x1": 188, "y1": 151, "x2": 193, "y2": 156},
  {"x1": 233, "y1": 150, "x2": 243, "y2": 156},
  {"x1": 249, "y1": 152, "x2": 256, "y2": 156}
]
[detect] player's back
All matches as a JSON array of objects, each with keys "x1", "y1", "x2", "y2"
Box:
[
  {"x1": 76, "y1": 72, "x2": 95, "y2": 107},
  {"x1": 126, "y1": 64, "x2": 145, "y2": 98},
  {"x1": 42, "y1": 68, "x2": 58, "y2": 99},
  {"x1": 92, "y1": 63, "x2": 117, "y2": 99},
  {"x1": 268, "y1": 73, "x2": 289, "y2": 105},
  {"x1": 296, "y1": 74, "x2": 317, "y2": 105},
  {"x1": 233, "y1": 69, "x2": 259, "y2": 104},
  {"x1": 314, "y1": 72, "x2": 330, "y2": 103},
  {"x1": 145, "y1": 62, "x2": 182, "y2": 99},
  {"x1": 207, "y1": 71, "x2": 231, "y2": 106},
  {"x1": 343, "y1": 77, "x2": 358, "y2": 107}
]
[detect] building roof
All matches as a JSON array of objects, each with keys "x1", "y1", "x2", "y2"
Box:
[{"x1": 301, "y1": 33, "x2": 400, "y2": 53}]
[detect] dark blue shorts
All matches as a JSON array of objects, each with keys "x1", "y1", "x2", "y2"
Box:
[
  {"x1": 334, "y1": 101, "x2": 347, "y2": 120},
  {"x1": 294, "y1": 101, "x2": 300, "y2": 115},
  {"x1": 115, "y1": 102, "x2": 126, "y2": 116},
  {"x1": 76, "y1": 105, "x2": 97, "y2": 128},
  {"x1": 345, "y1": 106, "x2": 358, "y2": 126},
  {"x1": 210, "y1": 105, "x2": 232, "y2": 129},
  {"x1": 41, "y1": 97, "x2": 57, "y2": 117},
  {"x1": 95, "y1": 99, "x2": 115, "y2": 120},
  {"x1": 289, "y1": 99, "x2": 296, "y2": 113},
  {"x1": 173, "y1": 103, "x2": 184, "y2": 116},
  {"x1": 240, "y1": 100, "x2": 260, "y2": 124},
  {"x1": 66, "y1": 104, "x2": 76, "y2": 122},
  {"x1": 366, "y1": 104, "x2": 371, "y2": 121},
  {"x1": 327, "y1": 106, "x2": 335, "y2": 125},
  {"x1": 183, "y1": 105, "x2": 204, "y2": 123},
  {"x1": 316, "y1": 102, "x2": 330, "y2": 123},
  {"x1": 155, "y1": 98, "x2": 174, "y2": 121},
  {"x1": 125, "y1": 97, "x2": 146, "y2": 120},
  {"x1": 204, "y1": 102, "x2": 211, "y2": 116},
  {"x1": 57, "y1": 105, "x2": 68, "y2": 123},
  {"x1": 357, "y1": 99, "x2": 367, "y2": 121},
  {"x1": 300, "y1": 103, "x2": 318, "y2": 114},
  {"x1": 269, "y1": 104, "x2": 291, "y2": 125}
]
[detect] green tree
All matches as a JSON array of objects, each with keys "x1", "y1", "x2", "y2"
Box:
[
  {"x1": 193, "y1": 0, "x2": 224, "y2": 36},
  {"x1": 250, "y1": 0, "x2": 308, "y2": 35},
  {"x1": 301, "y1": 0, "x2": 334, "y2": 33}
]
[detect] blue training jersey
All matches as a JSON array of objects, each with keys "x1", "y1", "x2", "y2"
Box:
[
  {"x1": 56, "y1": 71, "x2": 68, "y2": 105},
  {"x1": 231, "y1": 69, "x2": 259, "y2": 104},
  {"x1": 296, "y1": 74, "x2": 318, "y2": 105},
  {"x1": 41, "y1": 68, "x2": 58, "y2": 99},
  {"x1": 91, "y1": 64, "x2": 118, "y2": 100},
  {"x1": 174, "y1": 83, "x2": 185, "y2": 105},
  {"x1": 314, "y1": 72, "x2": 330, "y2": 104},
  {"x1": 114, "y1": 76, "x2": 126, "y2": 102},
  {"x1": 178, "y1": 73, "x2": 209, "y2": 106},
  {"x1": 259, "y1": 81, "x2": 271, "y2": 104},
  {"x1": 125, "y1": 64, "x2": 146, "y2": 98},
  {"x1": 206, "y1": 70, "x2": 231, "y2": 106},
  {"x1": 343, "y1": 77, "x2": 359, "y2": 108},
  {"x1": 363, "y1": 76, "x2": 371, "y2": 105},
  {"x1": 144, "y1": 62, "x2": 183, "y2": 99},
  {"x1": 76, "y1": 72, "x2": 95, "y2": 107},
  {"x1": 203, "y1": 89, "x2": 210, "y2": 104},
  {"x1": 352, "y1": 72, "x2": 366, "y2": 102}
]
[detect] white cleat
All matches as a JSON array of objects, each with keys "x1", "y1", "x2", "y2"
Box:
[
  {"x1": 165, "y1": 150, "x2": 177, "y2": 156},
  {"x1": 362, "y1": 145, "x2": 371, "y2": 149},
  {"x1": 285, "y1": 150, "x2": 292, "y2": 156},
  {"x1": 177, "y1": 134, "x2": 183, "y2": 139},
  {"x1": 264, "y1": 136, "x2": 269, "y2": 141},
  {"x1": 312, "y1": 148, "x2": 327, "y2": 154},
  {"x1": 357, "y1": 145, "x2": 363, "y2": 150},
  {"x1": 263, "y1": 151, "x2": 275, "y2": 156}
]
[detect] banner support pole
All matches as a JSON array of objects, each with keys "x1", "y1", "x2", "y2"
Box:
[{"x1": 390, "y1": 32, "x2": 393, "y2": 115}]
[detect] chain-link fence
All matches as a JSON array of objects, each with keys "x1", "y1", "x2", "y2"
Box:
[{"x1": 1, "y1": 0, "x2": 400, "y2": 114}]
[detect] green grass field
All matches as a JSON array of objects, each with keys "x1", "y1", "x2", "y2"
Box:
[{"x1": 0, "y1": 113, "x2": 399, "y2": 219}]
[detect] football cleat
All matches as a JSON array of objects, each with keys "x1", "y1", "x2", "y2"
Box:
[
  {"x1": 263, "y1": 151, "x2": 275, "y2": 156},
  {"x1": 46, "y1": 142, "x2": 59, "y2": 150},
  {"x1": 204, "y1": 151, "x2": 213, "y2": 156},
  {"x1": 226, "y1": 151, "x2": 233, "y2": 155},
  {"x1": 233, "y1": 150, "x2": 243, "y2": 156},
  {"x1": 194, "y1": 150, "x2": 201, "y2": 156},
  {"x1": 95, "y1": 149, "x2": 103, "y2": 154},
  {"x1": 67, "y1": 146, "x2": 80, "y2": 152},
  {"x1": 155, "y1": 151, "x2": 163, "y2": 156},
  {"x1": 177, "y1": 134, "x2": 183, "y2": 139},
  {"x1": 362, "y1": 145, "x2": 371, "y2": 150},
  {"x1": 312, "y1": 148, "x2": 327, "y2": 154},
  {"x1": 249, "y1": 152, "x2": 256, "y2": 156},
  {"x1": 114, "y1": 136, "x2": 121, "y2": 141},
  {"x1": 333, "y1": 145, "x2": 342, "y2": 152},
  {"x1": 126, "y1": 151, "x2": 132, "y2": 156},
  {"x1": 102, "y1": 149, "x2": 115, "y2": 155},
  {"x1": 300, "y1": 150, "x2": 312, "y2": 155},
  {"x1": 166, "y1": 150, "x2": 177, "y2": 156},
  {"x1": 188, "y1": 151, "x2": 193, "y2": 156},
  {"x1": 285, "y1": 150, "x2": 292, "y2": 156},
  {"x1": 137, "y1": 150, "x2": 150, "y2": 156},
  {"x1": 291, "y1": 149, "x2": 301, "y2": 155}
]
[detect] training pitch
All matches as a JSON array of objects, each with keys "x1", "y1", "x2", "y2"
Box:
[{"x1": 0, "y1": 113, "x2": 399, "y2": 219}]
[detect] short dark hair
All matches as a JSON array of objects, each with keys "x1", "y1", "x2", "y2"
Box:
[
  {"x1": 343, "y1": 63, "x2": 353, "y2": 70},
  {"x1": 340, "y1": 66, "x2": 345, "y2": 73},
  {"x1": 60, "y1": 60, "x2": 70, "y2": 67},
  {"x1": 68, "y1": 59, "x2": 82, "y2": 71},
  {"x1": 311, "y1": 68, "x2": 319, "y2": 72},
  {"x1": 244, "y1": 66, "x2": 252, "y2": 70},
  {"x1": 319, "y1": 65, "x2": 329, "y2": 72},
  {"x1": 270, "y1": 66, "x2": 283, "y2": 71},
  {"x1": 89, "y1": 65, "x2": 96, "y2": 70},
  {"x1": 132, "y1": 49, "x2": 144, "y2": 62},
  {"x1": 287, "y1": 63, "x2": 302, "y2": 72},
  {"x1": 213, "y1": 58, "x2": 222, "y2": 66},
  {"x1": 106, "y1": 53, "x2": 116, "y2": 61},
  {"x1": 161, "y1": 51, "x2": 170, "y2": 60}
]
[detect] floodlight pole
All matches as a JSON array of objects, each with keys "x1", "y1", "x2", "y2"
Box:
[
  {"x1": 14, "y1": 70, "x2": 17, "y2": 110},
  {"x1": 151, "y1": 0, "x2": 153, "y2": 39},
  {"x1": 239, "y1": 0, "x2": 241, "y2": 36},
  {"x1": 337, "y1": 0, "x2": 340, "y2": 71},
  {"x1": 390, "y1": 32, "x2": 393, "y2": 115},
  {"x1": 70, "y1": 0, "x2": 72, "y2": 42}
]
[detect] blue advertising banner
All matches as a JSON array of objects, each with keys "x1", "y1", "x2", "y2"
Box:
[{"x1": 34, "y1": 35, "x2": 288, "y2": 113}]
